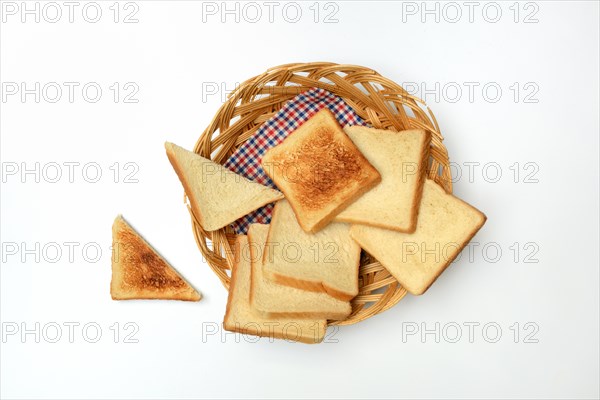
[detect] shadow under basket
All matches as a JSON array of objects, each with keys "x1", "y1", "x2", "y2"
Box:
[{"x1": 186, "y1": 62, "x2": 452, "y2": 326}]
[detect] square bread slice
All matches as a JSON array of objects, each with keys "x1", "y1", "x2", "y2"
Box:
[
  {"x1": 165, "y1": 142, "x2": 283, "y2": 231},
  {"x1": 261, "y1": 109, "x2": 381, "y2": 233},
  {"x1": 334, "y1": 126, "x2": 431, "y2": 233},
  {"x1": 111, "y1": 215, "x2": 201, "y2": 301},
  {"x1": 223, "y1": 235, "x2": 326, "y2": 344},
  {"x1": 349, "y1": 179, "x2": 486, "y2": 295},
  {"x1": 248, "y1": 223, "x2": 351, "y2": 320},
  {"x1": 263, "y1": 199, "x2": 361, "y2": 301}
]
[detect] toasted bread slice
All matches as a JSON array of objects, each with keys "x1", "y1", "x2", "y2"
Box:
[
  {"x1": 111, "y1": 215, "x2": 201, "y2": 301},
  {"x1": 263, "y1": 199, "x2": 361, "y2": 301},
  {"x1": 261, "y1": 109, "x2": 380, "y2": 233},
  {"x1": 334, "y1": 126, "x2": 430, "y2": 232},
  {"x1": 223, "y1": 235, "x2": 326, "y2": 344},
  {"x1": 165, "y1": 142, "x2": 284, "y2": 231},
  {"x1": 247, "y1": 224, "x2": 351, "y2": 320},
  {"x1": 350, "y1": 180, "x2": 486, "y2": 295}
]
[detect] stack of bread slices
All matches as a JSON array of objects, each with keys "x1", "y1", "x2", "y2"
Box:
[{"x1": 164, "y1": 109, "x2": 486, "y2": 344}]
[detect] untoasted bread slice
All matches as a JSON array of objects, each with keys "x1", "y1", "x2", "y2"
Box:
[
  {"x1": 350, "y1": 180, "x2": 486, "y2": 295},
  {"x1": 247, "y1": 224, "x2": 351, "y2": 320},
  {"x1": 334, "y1": 126, "x2": 430, "y2": 232},
  {"x1": 165, "y1": 142, "x2": 284, "y2": 231},
  {"x1": 111, "y1": 215, "x2": 201, "y2": 301},
  {"x1": 261, "y1": 109, "x2": 380, "y2": 233},
  {"x1": 263, "y1": 199, "x2": 361, "y2": 301},
  {"x1": 223, "y1": 235, "x2": 326, "y2": 344}
]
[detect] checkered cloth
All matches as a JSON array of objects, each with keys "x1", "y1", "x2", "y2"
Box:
[{"x1": 224, "y1": 87, "x2": 367, "y2": 234}]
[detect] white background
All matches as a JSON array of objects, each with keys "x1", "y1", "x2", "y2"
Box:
[{"x1": 1, "y1": 1, "x2": 599, "y2": 399}]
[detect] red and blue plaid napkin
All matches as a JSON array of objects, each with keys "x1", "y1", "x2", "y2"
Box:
[{"x1": 224, "y1": 87, "x2": 367, "y2": 234}]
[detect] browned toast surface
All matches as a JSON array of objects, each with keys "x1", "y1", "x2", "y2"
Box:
[
  {"x1": 111, "y1": 216, "x2": 201, "y2": 301},
  {"x1": 261, "y1": 109, "x2": 380, "y2": 232}
]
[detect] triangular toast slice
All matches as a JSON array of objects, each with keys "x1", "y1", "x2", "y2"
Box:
[
  {"x1": 248, "y1": 223, "x2": 351, "y2": 320},
  {"x1": 165, "y1": 142, "x2": 284, "y2": 231},
  {"x1": 223, "y1": 235, "x2": 326, "y2": 344},
  {"x1": 260, "y1": 109, "x2": 380, "y2": 233},
  {"x1": 263, "y1": 199, "x2": 361, "y2": 301},
  {"x1": 334, "y1": 126, "x2": 430, "y2": 232},
  {"x1": 111, "y1": 215, "x2": 201, "y2": 301},
  {"x1": 350, "y1": 180, "x2": 486, "y2": 295}
]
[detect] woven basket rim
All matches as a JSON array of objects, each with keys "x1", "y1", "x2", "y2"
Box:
[{"x1": 188, "y1": 62, "x2": 452, "y2": 326}]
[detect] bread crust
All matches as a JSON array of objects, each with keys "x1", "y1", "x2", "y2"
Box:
[
  {"x1": 262, "y1": 268, "x2": 357, "y2": 302},
  {"x1": 222, "y1": 236, "x2": 244, "y2": 327},
  {"x1": 165, "y1": 142, "x2": 207, "y2": 228},
  {"x1": 222, "y1": 321, "x2": 323, "y2": 344},
  {"x1": 111, "y1": 215, "x2": 201, "y2": 301},
  {"x1": 408, "y1": 130, "x2": 432, "y2": 233}
]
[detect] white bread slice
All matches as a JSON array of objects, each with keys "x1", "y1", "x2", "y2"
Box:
[
  {"x1": 261, "y1": 109, "x2": 380, "y2": 233},
  {"x1": 334, "y1": 126, "x2": 430, "y2": 233},
  {"x1": 165, "y1": 142, "x2": 283, "y2": 231},
  {"x1": 111, "y1": 215, "x2": 201, "y2": 301},
  {"x1": 223, "y1": 235, "x2": 326, "y2": 344},
  {"x1": 263, "y1": 199, "x2": 361, "y2": 301},
  {"x1": 350, "y1": 180, "x2": 486, "y2": 295},
  {"x1": 248, "y1": 224, "x2": 351, "y2": 320}
]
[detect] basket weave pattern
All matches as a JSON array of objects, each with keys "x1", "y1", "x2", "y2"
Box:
[{"x1": 189, "y1": 62, "x2": 452, "y2": 325}]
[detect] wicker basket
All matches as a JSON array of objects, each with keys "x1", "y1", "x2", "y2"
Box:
[{"x1": 188, "y1": 62, "x2": 452, "y2": 326}]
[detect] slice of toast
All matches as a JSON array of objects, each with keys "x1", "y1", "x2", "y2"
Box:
[
  {"x1": 261, "y1": 109, "x2": 380, "y2": 233},
  {"x1": 350, "y1": 180, "x2": 486, "y2": 295},
  {"x1": 111, "y1": 215, "x2": 201, "y2": 301},
  {"x1": 248, "y1": 223, "x2": 351, "y2": 320},
  {"x1": 223, "y1": 235, "x2": 326, "y2": 344},
  {"x1": 165, "y1": 142, "x2": 284, "y2": 231},
  {"x1": 263, "y1": 199, "x2": 361, "y2": 301},
  {"x1": 334, "y1": 126, "x2": 431, "y2": 233}
]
